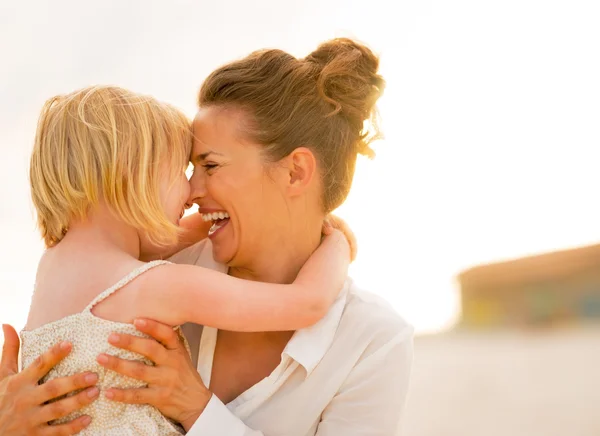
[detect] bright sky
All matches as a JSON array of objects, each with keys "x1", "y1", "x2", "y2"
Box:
[{"x1": 1, "y1": 0, "x2": 599, "y2": 335}]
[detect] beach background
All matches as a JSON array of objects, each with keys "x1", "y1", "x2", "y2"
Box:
[{"x1": 1, "y1": 0, "x2": 599, "y2": 434}]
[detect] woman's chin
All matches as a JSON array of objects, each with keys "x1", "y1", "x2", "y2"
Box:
[
  {"x1": 208, "y1": 221, "x2": 237, "y2": 264},
  {"x1": 210, "y1": 241, "x2": 236, "y2": 265}
]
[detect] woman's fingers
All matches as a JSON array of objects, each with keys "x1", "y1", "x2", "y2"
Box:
[
  {"x1": 0, "y1": 332, "x2": 96, "y2": 435},
  {"x1": 38, "y1": 414, "x2": 92, "y2": 436},
  {"x1": 101, "y1": 321, "x2": 210, "y2": 429},
  {"x1": 107, "y1": 333, "x2": 168, "y2": 365},
  {"x1": 0, "y1": 324, "x2": 21, "y2": 378},
  {"x1": 104, "y1": 387, "x2": 154, "y2": 405},
  {"x1": 21, "y1": 341, "x2": 73, "y2": 384},
  {"x1": 35, "y1": 386, "x2": 99, "y2": 426},
  {"x1": 34, "y1": 372, "x2": 98, "y2": 405},
  {"x1": 133, "y1": 319, "x2": 181, "y2": 350},
  {"x1": 96, "y1": 354, "x2": 160, "y2": 384}
]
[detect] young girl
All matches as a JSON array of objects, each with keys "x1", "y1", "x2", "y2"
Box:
[{"x1": 21, "y1": 86, "x2": 351, "y2": 435}]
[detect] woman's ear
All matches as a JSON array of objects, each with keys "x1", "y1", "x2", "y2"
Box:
[{"x1": 283, "y1": 147, "x2": 318, "y2": 197}]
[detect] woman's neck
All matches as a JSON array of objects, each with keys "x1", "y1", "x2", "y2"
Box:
[{"x1": 228, "y1": 219, "x2": 323, "y2": 285}]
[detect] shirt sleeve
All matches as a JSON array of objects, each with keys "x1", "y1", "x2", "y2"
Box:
[
  {"x1": 186, "y1": 395, "x2": 265, "y2": 436},
  {"x1": 315, "y1": 326, "x2": 414, "y2": 436}
]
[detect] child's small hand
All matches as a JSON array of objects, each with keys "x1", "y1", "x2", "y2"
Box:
[{"x1": 322, "y1": 215, "x2": 357, "y2": 262}]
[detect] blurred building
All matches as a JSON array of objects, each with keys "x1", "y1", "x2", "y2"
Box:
[{"x1": 458, "y1": 244, "x2": 600, "y2": 328}]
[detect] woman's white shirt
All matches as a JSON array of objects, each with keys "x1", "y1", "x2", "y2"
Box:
[{"x1": 169, "y1": 240, "x2": 413, "y2": 436}]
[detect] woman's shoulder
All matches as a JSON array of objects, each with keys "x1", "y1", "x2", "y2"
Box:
[{"x1": 340, "y1": 279, "x2": 414, "y2": 347}]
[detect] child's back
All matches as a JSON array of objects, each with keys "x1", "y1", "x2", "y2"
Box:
[
  {"x1": 26, "y1": 228, "x2": 145, "y2": 330},
  {"x1": 22, "y1": 260, "x2": 186, "y2": 435}
]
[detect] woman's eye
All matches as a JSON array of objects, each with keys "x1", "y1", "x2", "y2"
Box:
[{"x1": 203, "y1": 163, "x2": 218, "y2": 171}]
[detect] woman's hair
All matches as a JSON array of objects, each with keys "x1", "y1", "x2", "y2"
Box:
[
  {"x1": 198, "y1": 37, "x2": 385, "y2": 212},
  {"x1": 30, "y1": 85, "x2": 192, "y2": 248}
]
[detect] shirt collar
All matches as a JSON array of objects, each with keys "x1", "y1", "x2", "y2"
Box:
[
  {"x1": 282, "y1": 278, "x2": 351, "y2": 377},
  {"x1": 179, "y1": 239, "x2": 351, "y2": 377}
]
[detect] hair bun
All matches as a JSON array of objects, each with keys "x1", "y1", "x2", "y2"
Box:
[{"x1": 305, "y1": 38, "x2": 385, "y2": 158}]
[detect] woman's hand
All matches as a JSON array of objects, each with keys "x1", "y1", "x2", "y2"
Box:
[
  {"x1": 97, "y1": 319, "x2": 211, "y2": 432},
  {"x1": 0, "y1": 324, "x2": 99, "y2": 435},
  {"x1": 323, "y1": 214, "x2": 357, "y2": 261}
]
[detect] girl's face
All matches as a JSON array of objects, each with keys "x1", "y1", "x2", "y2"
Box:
[
  {"x1": 139, "y1": 161, "x2": 191, "y2": 258},
  {"x1": 161, "y1": 169, "x2": 191, "y2": 227}
]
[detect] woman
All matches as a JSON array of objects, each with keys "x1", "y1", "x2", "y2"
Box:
[{"x1": 0, "y1": 38, "x2": 413, "y2": 435}]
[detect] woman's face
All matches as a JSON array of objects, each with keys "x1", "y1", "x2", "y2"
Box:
[{"x1": 188, "y1": 107, "x2": 291, "y2": 266}]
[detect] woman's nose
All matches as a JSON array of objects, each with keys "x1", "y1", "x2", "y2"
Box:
[{"x1": 188, "y1": 169, "x2": 208, "y2": 202}]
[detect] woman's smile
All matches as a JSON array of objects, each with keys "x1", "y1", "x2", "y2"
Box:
[{"x1": 199, "y1": 208, "x2": 231, "y2": 238}]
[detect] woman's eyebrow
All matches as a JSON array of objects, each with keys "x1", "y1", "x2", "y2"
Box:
[{"x1": 192, "y1": 151, "x2": 224, "y2": 163}]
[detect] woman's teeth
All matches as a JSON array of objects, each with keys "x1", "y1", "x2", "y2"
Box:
[
  {"x1": 208, "y1": 220, "x2": 227, "y2": 236},
  {"x1": 202, "y1": 211, "x2": 230, "y2": 236},
  {"x1": 201, "y1": 212, "x2": 230, "y2": 222}
]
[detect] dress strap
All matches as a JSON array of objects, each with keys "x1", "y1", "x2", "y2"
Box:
[{"x1": 84, "y1": 260, "x2": 170, "y2": 312}]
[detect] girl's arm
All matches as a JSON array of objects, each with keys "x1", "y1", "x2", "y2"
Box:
[
  {"x1": 140, "y1": 213, "x2": 211, "y2": 261},
  {"x1": 135, "y1": 229, "x2": 350, "y2": 332}
]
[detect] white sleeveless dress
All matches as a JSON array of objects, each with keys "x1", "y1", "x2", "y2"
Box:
[{"x1": 20, "y1": 260, "x2": 187, "y2": 435}]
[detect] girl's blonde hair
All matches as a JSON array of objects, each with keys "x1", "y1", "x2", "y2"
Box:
[{"x1": 30, "y1": 85, "x2": 192, "y2": 248}]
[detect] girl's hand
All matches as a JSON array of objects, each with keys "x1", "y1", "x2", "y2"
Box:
[
  {"x1": 323, "y1": 214, "x2": 357, "y2": 261},
  {"x1": 0, "y1": 324, "x2": 99, "y2": 436},
  {"x1": 97, "y1": 319, "x2": 211, "y2": 432}
]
